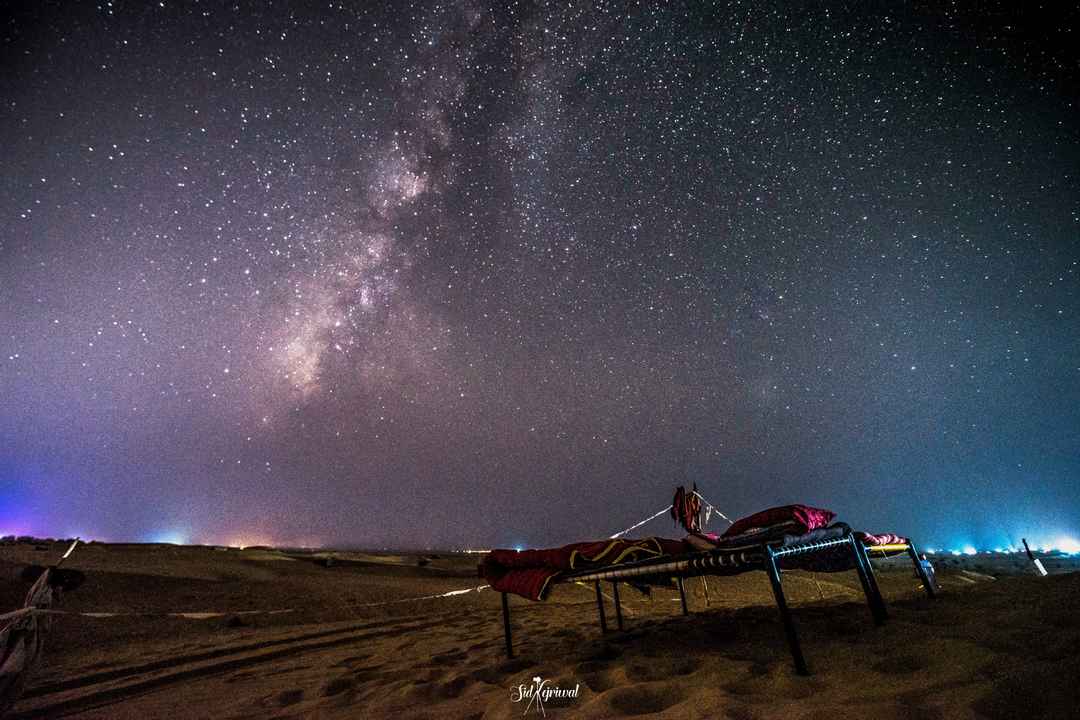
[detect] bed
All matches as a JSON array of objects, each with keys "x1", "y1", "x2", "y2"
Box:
[{"x1": 480, "y1": 504, "x2": 937, "y2": 675}]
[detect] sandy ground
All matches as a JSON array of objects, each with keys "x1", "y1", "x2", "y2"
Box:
[{"x1": 3, "y1": 541, "x2": 1079, "y2": 719}]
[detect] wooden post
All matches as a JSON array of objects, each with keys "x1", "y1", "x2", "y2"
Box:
[
  {"x1": 501, "y1": 592, "x2": 513, "y2": 658},
  {"x1": 677, "y1": 576, "x2": 689, "y2": 615},
  {"x1": 1022, "y1": 538, "x2": 1048, "y2": 576}
]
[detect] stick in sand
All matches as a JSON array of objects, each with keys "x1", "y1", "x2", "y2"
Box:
[{"x1": 1021, "y1": 538, "x2": 1048, "y2": 577}]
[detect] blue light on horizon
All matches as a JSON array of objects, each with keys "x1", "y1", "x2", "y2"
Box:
[
  {"x1": 147, "y1": 530, "x2": 189, "y2": 545},
  {"x1": 1055, "y1": 536, "x2": 1080, "y2": 555}
]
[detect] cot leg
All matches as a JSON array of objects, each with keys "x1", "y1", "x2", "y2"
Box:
[
  {"x1": 765, "y1": 548, "x2": 809, "y2": 676},
  {"x1": 677, "y1": 576, "x2": 689, "y2": 615},
  {"x1": 850, "y1": 536, "x2": 888, "y2": 625},
  {"x1": 859, "y1": 539, "x2": 889, "y2": 623},
  {"x1": 501, "y1": 592, "x2": 514, "y2": 658},
  {"x1": 594, "y1": 581, "x2": 608, "y2": 633},
  {"x1": 612, "y1": 582, "x2": 624, "y2": 631},
  {"x1": 907, "y1": 541, "x2": 937, "y2": 598}
]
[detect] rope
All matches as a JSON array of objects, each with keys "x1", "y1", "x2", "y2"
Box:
[
  {"x1": 5, "y1": 586, "x2": 495, "y2": 619},
  {"x1": 349, "y1": 585, "x2": 490, "y2": 608},
  {"x1": 608, "y1": 504, "x2": 673, "y2": 539},
  {"x1": 607, "y1": 491, "x2": 736, "y2": 539},
  {"x1": 692, "y1": 491, "x2": 734, "y2": 526}
]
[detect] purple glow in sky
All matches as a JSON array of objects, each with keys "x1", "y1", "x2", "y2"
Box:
[{"x1": 2, "y1": 2, "x2": 1078, "y2": 550}]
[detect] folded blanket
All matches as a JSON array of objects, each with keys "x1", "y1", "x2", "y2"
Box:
[{"x1": 480, "y1": 537, "x2": 688, "y2": 600}]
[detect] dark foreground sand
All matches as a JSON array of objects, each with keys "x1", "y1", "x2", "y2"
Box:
[{"x1": 3, "y1": 541, "x2": 1078, "y2": 719}]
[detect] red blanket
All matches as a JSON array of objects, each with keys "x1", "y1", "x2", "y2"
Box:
[
  {"x1": 721, "y1": 504, "x2": 836, "y2": 539},
  {"x1": 480, "y1": 537, "x2": 689, "y2": 601}
]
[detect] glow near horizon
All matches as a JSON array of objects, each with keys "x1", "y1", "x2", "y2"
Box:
[{"x1": 3, "y1": 509, "x2": 1079, "y2": 555}]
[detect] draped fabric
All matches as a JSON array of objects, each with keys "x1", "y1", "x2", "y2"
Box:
[
  {"x1": 480, "y1": 498, "x2": 912, "y2": 602},
  {"x1": 480, "y1": 537, "x2": 689, "y2": 600},
  {"x1": 720, "y1": 504, "x2": 837, "y2": 540},
  {"x1": 670, "y1": 485, "x2": 702, "y2": 532}
]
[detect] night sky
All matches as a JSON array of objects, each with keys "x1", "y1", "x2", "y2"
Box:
[{"x1": 2, "y1": 2, "x2": 1078, "y2": 552}]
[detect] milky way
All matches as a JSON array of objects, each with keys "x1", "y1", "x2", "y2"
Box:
[{"x1": 1, "y1": 2, "x2": 1078, "y2": 550}]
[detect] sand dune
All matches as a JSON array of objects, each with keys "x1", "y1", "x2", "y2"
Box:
[{"x1": 3, "y1": 541, "x2": 1078, "y2": 718}]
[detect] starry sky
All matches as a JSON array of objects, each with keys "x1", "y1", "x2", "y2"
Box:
[{"x1": 2, "y1": 1, "x2": 1078, "y2": 551}]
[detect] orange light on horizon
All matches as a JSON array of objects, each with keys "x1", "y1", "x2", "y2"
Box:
[{"x1": 224, "y1": 534, "x2": 274, "y2": 549}]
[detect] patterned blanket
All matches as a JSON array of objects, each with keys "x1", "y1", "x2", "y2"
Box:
[{"x1": 480, "y1": 537, "x2": 689, "y2": 600}]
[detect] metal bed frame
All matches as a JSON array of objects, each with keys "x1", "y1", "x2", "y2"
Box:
[{"x1": 497, "y1": 528, "x2": 936, "y2": 675}]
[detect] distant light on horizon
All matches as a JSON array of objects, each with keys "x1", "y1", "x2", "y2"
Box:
[
  {"x1": 226, "y1": 533, "x2": 275, "y2": 549},
  {"x1": 1055, "y1": 536, "x2": 1080, "y2": 554},
  {"x1": 147, "y1": 530, "x2": 189, "y2": 545}
]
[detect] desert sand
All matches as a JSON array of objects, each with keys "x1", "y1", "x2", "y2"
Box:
[{"x1": 3, "y1": 540, "x2": 1079, "y2": 719}]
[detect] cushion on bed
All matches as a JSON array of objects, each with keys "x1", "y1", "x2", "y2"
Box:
[
  {"x1": 857, "y1": 531, "x2": 908, "y2": 546},
  {"x1": 721, "y1": 504, "x2": 836, "y2": 539}
]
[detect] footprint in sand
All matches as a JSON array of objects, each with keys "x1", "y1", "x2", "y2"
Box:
[
  {"x1": 396, "y1": 673, "x2": 473, "y2": 702},
  {"x1": 462, "y1": 656, "x2": 538, "y2": 686},
  {"x1": 322, "y1": 675, "x2": 356, "y2": 697},
  {"x1": 256, "y1": 664, "x2": 311, "y2": 680},
  {"x1": 603, "y1": 683, "x2": 687, "y2": 716},
  {"x1": 224, "y1": 671, "x2": 256, "y2": 684},
  {"x1": 871, "y1": 653, "x2": 925, "y2": 675},
  {"x1": 430, "y1": 649, "x2": 469, "y2": 664},
  {"x1": 497, "y1": 657, "x2": 535, "y2": 674},
  {"x1": 465, "y1": 666, "x2": 502, "y2": 684},
  {"x1": 351, "y1": 665, "x2": 385, "y2": 682},
  {"x1": 624, "y1": 657, "x2": 698, "y2": 682},
  {"x1": 276, "y1": 688, "x2": 304, "y2": 707},
  {"x1": 823, "y1": 616, "x2": 865, "y2": 638},
  {"x1": 574, "y1": 660, "x2": 617, "y2": 692},
  {"x1": 703, "y1": 623, "x2": 740, "y2": 644},
  {"x1": 587, "y1": 644, "x2": 624, "y2": 662},
  {"x1": 333, "y1": 654, "x2": 371, "y2": 669},
  {"x1": 725, "y1": 707, "x2": 759, "y2": 720},
  {"x1": 439, "y1": 674, "x2": 472, "y2": 698}
]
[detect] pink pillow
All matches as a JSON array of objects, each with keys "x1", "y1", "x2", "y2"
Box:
[{"x1": 721, "y1": 504, "x2": 836, "y2": 539}]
